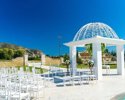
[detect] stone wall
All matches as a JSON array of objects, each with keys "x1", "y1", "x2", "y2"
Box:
[
  {"x1": 0, "y1": 55, "x2": 64, "y2": 67},
  {"x1": 0, "y1": 57, "x2": 24, "y2": 67},
  {"x1": 45, "y1": 56, "x2": 62, "y2": 65}
]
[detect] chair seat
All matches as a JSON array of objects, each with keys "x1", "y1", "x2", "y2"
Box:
[
  {"x1": 10, "y1": 92, "x2": 29, "y2": 99},
  {"x1": 88, "y1": 75, "x2": 96, "y2": 79},
  {"x1": 0, "y1": 91, "x2": 7, "y2": 97},
  {"x1": 29, "y1": 85, "x2": 44, "y2": 92}
]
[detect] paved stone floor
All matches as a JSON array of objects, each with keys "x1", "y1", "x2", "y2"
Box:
[{"x1": 43, "y1": 69, "x2": 125, "y2": 100}]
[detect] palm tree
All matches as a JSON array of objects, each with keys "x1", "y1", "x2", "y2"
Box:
[
  {"x1": 101, "y1": 43, "x2": 106, "y2": 55},
  {"x1": 85, "y1": 44, "x2": 93, "y2": 56}
]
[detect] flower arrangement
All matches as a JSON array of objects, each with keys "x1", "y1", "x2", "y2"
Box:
[{"x1": 88, "y1": 59, "x2": 94, "y2": 74}]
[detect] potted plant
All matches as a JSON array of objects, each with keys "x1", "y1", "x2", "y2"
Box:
[{"x1": 65, "y1": 60, "x2": 70, "y2": 75}]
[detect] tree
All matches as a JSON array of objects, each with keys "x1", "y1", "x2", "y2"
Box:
[
  {"x1": 3, "y1": 48, "x2": 10, "y2": 60},
  {"x1": 104, "y1": 48, "x2": 109, "y2": 53},
  {"x1": 77, "y1": 51, "x2": 83, "y2": 64},
  {"x1": 85, "y1": 44, "x2": 93, "y2": 56},
  {"x1": 0, "y1": 47, "x2": 26, "y2": 60},
  {"x1": 8, "y1": 49, "x2": 14, "y2": 59},
  {"x1": 111, "y1": 50, "x2": 116, "y2": 56},
  {"x1": 63, "y1": 54, "x2": 69, "y2": 62},
  {"x1": 85, "y1": 43, "x2": 106, "y2": 56},
  {"x1": 63, "y1": 54, "x2": 70, "y2": 74},
  {"x1": 101, "y1": 43, "x2": 106, "y2": 54},
  {"x1": 0, "y1": 49, "x2": 4, "y2": 59},
  {"x1": 14, "y1": 49, "x2": 25, "y2": 58}
]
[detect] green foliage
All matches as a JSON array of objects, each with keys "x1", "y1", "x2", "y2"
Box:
[
  {"x1": 59, "y1": 64, "x2": 117, "y2": 69},
  {"x1": 59, "y1": 64, "x2": 89, "y2": 69},
  {"x1": 111, "y1": 51, "x2": 116, "y2": 56},
  {"x1": 77, "y1": 51, "x2": 83, "y2": 64},
  {"x1": 14, "y1": 49, "x2": 25, "y2": 58},
  {"x1": 63, "y1": 53, "x2": 83, "y2": 65},
  {"x1": 77, "y1": 57, "x2": 83, "y2": 64},
  {"x1": 8, "y1": 49, "x2": 14, "y2": 56},
  {"x1": 0, "y1": 48, "x2": 26, "y2": 60},
  {"x1": 28, "y1": 56, "x2": 41, "y2": 60},
  {"x1": 101, "y1": 43, "x2": 106, "y2": 54},
  {"x1": 104, "y1": 48, "x2": 109, "y2": 53},
  {"x1": 85, "y1": 44, "x2": 93, "y2": 56},
  {"x1": 85, "y1": 43, "x2": 106, "y2": 56},
  {"x1": 63, "y1": 54, "x2": 69, "y2": 62},
  {"x1": 35, "y1": 67, "x2": 44, "y2": 74},
  {"x1": 17, "y1": 66, "x2": 45, "y2": 74}
]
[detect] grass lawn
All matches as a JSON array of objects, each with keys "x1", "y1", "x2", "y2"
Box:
[
  {"x1": 16, "y1": 64, "x2": 117, "y2": 74},
  {"x1": 59, "y1": 64, "x2": 117, "y2": 69},
  {"x1": 17, "y1": 66, "x2": 47, "y2": 74}
]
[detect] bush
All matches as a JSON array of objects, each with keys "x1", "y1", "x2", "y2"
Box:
[
  {"x1": 0, "y1": 48, "x2": 26, "y2": 60},
  {"x1": 28, "y1": 56, "x2": 41, "y2": 60},
  {"x1": 77, "y1": 57, "x2": 83, "y2": 64},
  {"x1": 14, "y1": 49, "x2": 25, "y2": 58}
]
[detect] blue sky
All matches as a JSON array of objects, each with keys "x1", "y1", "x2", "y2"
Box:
[{"x1": 0, "y1": 0, "x2": 125, "y2": 55}]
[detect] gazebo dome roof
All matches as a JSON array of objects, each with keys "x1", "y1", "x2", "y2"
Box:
[{"x1": 73, "y1": 22, "x2": 119, "y2": 41}]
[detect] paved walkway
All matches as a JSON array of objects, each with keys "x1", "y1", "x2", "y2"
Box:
[
  {"x1": 29, "y1": 63, "x2": 125, "y2": 100},
  {"x1": 28, "y1": 62, "x2": 66, "y2": 71},
  {"x1": 43, "y1": 69, "x2": 125, "y2": 100}
]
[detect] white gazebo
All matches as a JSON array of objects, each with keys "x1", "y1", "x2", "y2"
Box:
[{"x1": 64, "y1": 22, "x2": 125, "y2": 80}]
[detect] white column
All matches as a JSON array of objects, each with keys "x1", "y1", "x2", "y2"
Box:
[
  {"x1": 70, "y1": 46, "x2": 77, "y2": 76},
  {"x1": 24, "y1": 54, "x2": 28, "y2": 66},
  {"x1": 92, "y1": 43, "x2": 102, "y2": 80},
  {"x1": 117, "y1": 45, "x2": 124, "y2": 76},
  {"x1": 41, "y1": 53, "x2": 46, "y2": 65}
]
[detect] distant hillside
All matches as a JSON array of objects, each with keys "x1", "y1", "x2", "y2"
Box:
[
  {"x1": 0, "y1": 42, "x2": 25, "y2": 49},
  {"x1": 0, "y1": 42, "x2": 42, "y2": 60}
]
